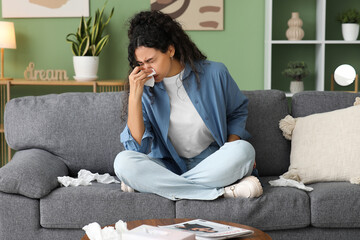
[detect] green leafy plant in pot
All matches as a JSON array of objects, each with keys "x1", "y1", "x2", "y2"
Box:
[
  {"x1": 282, "y1": 61, "x2": 310, "y2": 94},
  {"x1": 337, "y1": 9, "x2": 360, "y2": 41},
  {"x1": 66, "y1": 4, "x2": 114, "y2": 81}
]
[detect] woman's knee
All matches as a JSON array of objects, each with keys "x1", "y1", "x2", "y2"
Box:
[
  {"x1": 113, "y1": 150, "x2": 142, "y2": 178},
  {"x1": 227, "y1": 140, "x2": 255, "y2": 158}
]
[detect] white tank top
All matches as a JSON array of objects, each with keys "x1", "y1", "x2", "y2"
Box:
[{"x1": 162, "y1": 70, "x2": 214, "y2": 158}]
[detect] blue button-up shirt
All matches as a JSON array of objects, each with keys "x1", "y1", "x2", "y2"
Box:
[{"x1": 121, "y1": 60, "x2": 250, "y2": 174}]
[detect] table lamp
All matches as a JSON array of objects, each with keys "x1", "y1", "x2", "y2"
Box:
[{"x1": 0, "y1": 21, "x2": 16, "y2": 80}]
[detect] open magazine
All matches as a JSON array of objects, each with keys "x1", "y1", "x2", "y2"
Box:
[{"x1": 159, "y1": 219, "x2": 254, "y2": 240}]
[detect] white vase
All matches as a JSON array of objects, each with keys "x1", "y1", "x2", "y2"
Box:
[
  {"x1": 286, "y1": 12, "x2": 305, "y2": 40},
  {"x1": 290, "y1": 81, "x2": 304, "y2": 93},
  {"x1": 342, "y1": 23, "x2": 359, "y2": 41},
  {"x1": 73, "y1": 56, "x2": 99, "y2": 81}
]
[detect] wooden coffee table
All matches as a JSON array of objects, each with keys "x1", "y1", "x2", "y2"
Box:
[{"x1": 81, "y1": 218, "x2": 272, "y2": 240}]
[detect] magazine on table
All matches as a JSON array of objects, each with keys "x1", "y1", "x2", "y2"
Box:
[{"x1": 159, "y1": 219, "x2": 254, "y2": 240}]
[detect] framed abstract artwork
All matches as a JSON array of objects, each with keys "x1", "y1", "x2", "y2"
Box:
[
  {"x1": 2, "y1": 0, "x2": 89, "y2": 18},
  {"x1": 150, "y1": 0, "x2": 224, "y2": 30}
]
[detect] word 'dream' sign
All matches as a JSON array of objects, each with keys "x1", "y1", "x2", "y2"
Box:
[{"x1": 24, "y1": 62, "x2": 69, "y2": 81}]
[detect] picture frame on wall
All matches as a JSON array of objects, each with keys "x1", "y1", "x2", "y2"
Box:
[
  {"x1": 150, "y1": 0, "x2": 224, "y2": 31},
  {"x1": 1, "y1": 0, "x2": 89, "y2": 18}
]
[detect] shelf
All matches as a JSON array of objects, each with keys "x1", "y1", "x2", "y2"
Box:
[
  {"x1": 272, "y1": 40, "x2": 360, "y2": 44},
  {"x1": 325, "y1": 40, "x2": 360, "y2": 44},
  {"x1": 271, "y1": 40, "x2": 322, "y2": 44},
  {"x1": 9, "y1": 79, "x2": 127, "y2": 86},
  {"x1": 265, "y1": 0, "x2": 360, "y2": 94}
]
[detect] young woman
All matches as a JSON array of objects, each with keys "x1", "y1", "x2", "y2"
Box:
[{"x1": 114, "y1": 10, "x2": 263, "y2": 200}]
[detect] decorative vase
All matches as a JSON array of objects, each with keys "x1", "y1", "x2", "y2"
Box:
[
  {"x1": 286, "y1": 12, "x2": 305, "y2": 40},
  {"x1": 73, "y1": 56, "x2": 99, "y2": 81},
  {"x1": 341, "y1": 23, "x2": 359, "y2": 41},
  {"x1": 290, "y1": 81, "x2": 304, "y2": 93}
]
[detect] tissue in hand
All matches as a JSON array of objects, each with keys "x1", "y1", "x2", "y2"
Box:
[{"x1": 144, "y1": 68, "x2": 156, "y2": 87}]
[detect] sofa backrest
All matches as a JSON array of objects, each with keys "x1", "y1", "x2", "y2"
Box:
[
  {"x1": 243, "y1": 90, "x2": 290, "y2": 176},
  {"x1": 5, "y1": 90, "x2": 292, "y2": 177},
  {"x1": 5, "y1": 92, "x2": 128, "y2": 176},
  {"x1": 292, "y1": 91, "x2": 360, "y2": 117}
]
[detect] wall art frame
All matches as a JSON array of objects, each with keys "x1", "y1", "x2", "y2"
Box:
[
  {"x1": 150, "y1": 0, "x2": 224, "y2": 31},
  {"x1": 2, "y1": 0, "x2": 89, "y2": 18}
]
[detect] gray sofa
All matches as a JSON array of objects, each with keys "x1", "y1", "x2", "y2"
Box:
[{"x1": 1, "y1": 90, "x2": 360, "y2": 240}]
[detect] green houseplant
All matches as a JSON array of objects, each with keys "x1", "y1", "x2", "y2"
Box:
[
  {"x1": 66, "y1": 4, "x2": 114, "y2": 81},
  {"x1": 337, "y1": 9, "x2": 360, "y2": 41},
  {"x1": 282, "y1": 61, "x2": 310, "y2": 93},
  {"x1": 337, "y1": 9, "x2": 360, "y2": 24}
]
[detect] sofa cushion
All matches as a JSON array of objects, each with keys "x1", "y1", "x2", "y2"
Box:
[
  {"x1": 309, "y1": 181, "x2": 360, "y2": 228},
  {"x1": 243, "y1": 90, "x2": 290, "y2": 176},
  {"x1": 40, "y1": 183, "x2": 175, "y2": 229},
  {"x1": 5, "y1": 92, "x2": 128, "y2": 176},
  {"x1": 279, "y1": 100, "x2": 360, "y2": 184},
  {"x1": 0, "y1": 149, "x2": 68, "y2": 199},
  {"x1": 175, "y1": 177, "x2": 310, "y2": 231},
  {"x1": 291, "y1": 91, "x2": 360, "y2": 117},
  {"x1": 266, "y1": 227, "x2": 360, "y2": 240}
]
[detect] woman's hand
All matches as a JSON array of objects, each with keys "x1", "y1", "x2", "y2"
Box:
[
  {"x1": 227, "y1": 134, "x2": 240, "y2": 142},
  {"x1": 128, "y1": 66, "x2": 152, "y2": 99},
  {"x1": 127, "y1": 67, "x2": 152, "y2": 145}
]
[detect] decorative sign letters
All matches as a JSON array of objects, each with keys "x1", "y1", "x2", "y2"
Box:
[{"x1": 24, "y1": 62, "x2": 69, "y2": 81}]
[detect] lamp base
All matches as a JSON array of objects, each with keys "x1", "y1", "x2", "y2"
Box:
[{"x1": 0, "y1": 77, "x2": 13, "y2": 80}]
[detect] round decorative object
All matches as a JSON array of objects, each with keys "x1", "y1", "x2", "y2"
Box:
[
  {"x1": 290, "y1": 80, "x2": 304, "y2": 93},
  {"x1": 341, "y1": 23, "x2": 359, "y2": 41},
  {"x1": 286, "y1": 12, "x2": 305, "y2": 40},
  {"x1": 334, "y1": 64, "x2": 356, "y2": 86}
]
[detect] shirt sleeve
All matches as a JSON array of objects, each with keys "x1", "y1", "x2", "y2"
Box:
[
  {"x1": 120, "y1": 104, "x2": 154, "y2": 153},
  {"x1": 222, "y1": 67, "x2": 251, "y2": 140}
]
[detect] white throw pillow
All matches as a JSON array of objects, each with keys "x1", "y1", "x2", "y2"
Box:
[{"x1": 279, "y1": 97, "x2": 360, "y2": 184}]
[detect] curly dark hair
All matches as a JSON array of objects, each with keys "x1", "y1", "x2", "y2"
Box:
[{"x1": 127, "y1": 10, "x2": 207, "y2": 81}]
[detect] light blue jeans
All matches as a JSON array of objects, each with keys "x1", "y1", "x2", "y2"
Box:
[{"x1": 113, "y1": 140, "x2": 255, "y2": 200}]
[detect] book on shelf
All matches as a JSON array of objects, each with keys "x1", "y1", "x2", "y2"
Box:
[{"x1": 159, "y1": 219, "x2": 254, "y2": 240}]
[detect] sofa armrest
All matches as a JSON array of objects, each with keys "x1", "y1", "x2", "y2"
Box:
[{"x1": 0, "y1": 149, "x2": 69, "y2": 199}]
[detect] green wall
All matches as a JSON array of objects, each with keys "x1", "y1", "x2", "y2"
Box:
[{"x1": 0, "y1": 0, "x2": 265, "y2": 98}]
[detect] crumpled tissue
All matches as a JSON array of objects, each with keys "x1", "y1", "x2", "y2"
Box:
[
  {"x1": 83, "y1": 220, "x2": 128, "y2": 240},
  {"x1": 269, "y1": 176, "x2": 313, "y2": 192},
  {"x1": 58, "y1": 169, "x2": 120, "y2": 187}
]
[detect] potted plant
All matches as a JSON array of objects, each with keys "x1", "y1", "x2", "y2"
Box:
[
  {"x1": 282, "y1": 61, "x2": 310, "y2": 93},
  {"x1": 337, "y1": 9, "x2": 360, "y2": 41},
  {"x1": 66, "y1": 4, "x2": 114, "y2": 81}
]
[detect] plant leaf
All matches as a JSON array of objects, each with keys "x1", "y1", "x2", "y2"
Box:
[
  {"x1": 91, "y1": 21, "x2": 100, "y2": 45},
  {"x1": 79, "y1": 36, "x2": 90, "y2": 56},
  {"x1": 65, "y1": 33, "x2": 77, "y2": 43},
  {"x1": 66, "y1": 2, "x2": 113, "y2": 56},
  {"x1": 104, "y1": 8, "x2": 114, "y2": 26},
  {"x1": 94, "y1": 35, "x2": 109, "y2": 56},
  {"x1": 71, "y1": 42, "x2": 79, "y2": 56}
]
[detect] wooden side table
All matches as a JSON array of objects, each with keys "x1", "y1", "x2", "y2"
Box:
[
  {"x1": 81, "y1": 218, "x2": 272, "y2": 240},
  {"x1": 0, "y1": 79, "x2": 128, "y2": 166}
]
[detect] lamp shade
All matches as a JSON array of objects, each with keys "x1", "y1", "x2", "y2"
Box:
[{"x1": 0, "y1": 21, "x2": 16, "y2": 49}]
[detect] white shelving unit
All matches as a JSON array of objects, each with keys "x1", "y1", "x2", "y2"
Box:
[{"x1": 264, "y1": 0, "x2": 360, "y2": 96}]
